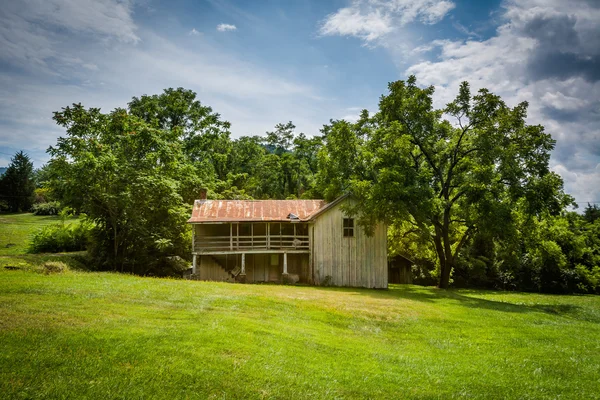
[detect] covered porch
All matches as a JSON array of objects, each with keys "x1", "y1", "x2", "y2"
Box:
[
  {"x1": 192, "y1": 222, "x2": 310, "y2": 253},
  {"x1": 192, "y1": 252, "x2": 310, "y2": 284}
]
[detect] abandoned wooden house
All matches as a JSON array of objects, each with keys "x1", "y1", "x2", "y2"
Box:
[{"x1": 188, "y1": 192, "x2": 388, "y2": 288}]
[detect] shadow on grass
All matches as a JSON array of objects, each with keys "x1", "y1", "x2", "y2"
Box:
[{"x1": 308, "y1": 284, "x2": 590, "y2": 321}]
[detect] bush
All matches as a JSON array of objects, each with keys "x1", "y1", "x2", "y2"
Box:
[
  {"x1": 28, "y1": 219, "x2": 92, "y2": 253},
  {"x1": 574, "y1": 264, "x2": 600, "y2": 294},
  {"x1": 144, "y1": 256, "x2": 191, "y2": 277},
  {"x1": 411, "y1": 261, "x2": 438, "y2": 286},
  {"x1": 32, "y1": 201, "x2": 62, "y2": 215},
  {"x1": 40, "y1": 261, "x2": 67, "y2": 274}
]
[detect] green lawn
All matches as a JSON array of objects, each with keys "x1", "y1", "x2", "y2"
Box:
[
  {"x1": 0, "y1": 213, "x2": 76, "y2": 255},
  {"x1": 0, "y1": 214, "x2": 599, "y2": 399}
]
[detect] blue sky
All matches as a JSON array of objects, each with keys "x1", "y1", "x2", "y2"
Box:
[{"x1": 0, "y1": 0, "x2": 598, "y2": 205}]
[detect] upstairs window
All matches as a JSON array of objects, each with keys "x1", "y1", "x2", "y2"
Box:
[{"x1": 343, "y1": 218, "x2": 354, "y2": 237}]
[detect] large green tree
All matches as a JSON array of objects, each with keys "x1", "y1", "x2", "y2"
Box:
[
  {"x1": 0, "y1": 151, "x2": 36, "y2": 212},
  {"x1": 129, "y1": 87, "x2": 232, "y2": 183},
  {"x1": 321, "y1": 76, "x2": 573, "y2": 288},
  {"x1": 316, "y1": 118, "x2": 367, "y2": 201},
  {"x1": 48, "y1": 103, "x2": 200, "y2": 274},
  {"x1": 264, "y1": 121, "x2": 295, "y2": 156},
  {"x1": 231, "y1": 122, "x2": 323, "y2": 200}
]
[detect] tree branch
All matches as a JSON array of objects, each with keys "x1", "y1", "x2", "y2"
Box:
[
  {"x1": 449, "y1": 190, "x2": 466, "y2": 206},
  {"x1": 399, "y1": 116, "x2": 444, "y2": 184},
  {"x1": 452, "y1": 226, "x2": 475, "y2": 261},
  {"x1": 401, "y1": 228, "x2": 421, "y2": 238}
]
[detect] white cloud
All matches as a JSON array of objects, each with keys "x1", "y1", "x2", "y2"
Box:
[
  {"x1": 552, "y1": 164, "x2": 600, "y2": 208},
  {"x1": 0, "y1": 4, "x2": 330, "y2": 167},
  {"x1": 0, "y1": 0, "x2": 139, "y2": 77},
  {"x1": 82, "y1": 63, "x2": 99, "y2": 71},
  {"x1": 3, "y1": 0, "x2": 139, "y2": 43},
  {"x1": 319, "y1": 0, "x2": 455, "y2": 44},
  {"x1": 418, "y1": 1, "x2": 455, "y2": 24},
  {"x1": 320, "y1": 7, "x2": 393, "y2": 42},
  {"x1": 405, "y1": 0, "x2": 600, "y2": 205},
  {"x1": 216, "y1": 23, "x2": 237, "y2": 32},
  {"x1": 188, "y1": 28, "x2": 201, "y2": 36},
  {"x1": 540, "y1": 91, "x2": 586, "y2": 111},
  {"x1": 121, "y1": 33, "x2": 317, "y2": 99}
]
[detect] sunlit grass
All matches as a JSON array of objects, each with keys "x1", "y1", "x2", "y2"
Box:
[
  {"x1": 0, "y1": 269, "x2": 598, "y2": 399},
  {"x1": 0, "y1": 213, "x2": 598, "y2": 398}
]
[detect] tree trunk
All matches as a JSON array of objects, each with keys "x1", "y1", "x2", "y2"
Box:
[
  {"x1": 439, "y1": 257, "x2": 453, "y2": 289},
  {"x1": 112, "y1": 222, "x2": 119, "y2": 272},
  {"x1": 439, "y1": 226, "x2": 473, "y2": 288},
  {"x1": 433, "y1": 231, "x2": 450, "y2": 289}
]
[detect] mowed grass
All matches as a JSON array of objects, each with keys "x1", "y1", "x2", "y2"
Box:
[
  {"x1": 0, "y1": 214, "x2": 599, "y2": 399},
  {"x1": 0, "y1": 213, "x2": 77, "y2": 255},
  {"x1": 1, "y1": 271, "x2": 599, "y2": 399}
]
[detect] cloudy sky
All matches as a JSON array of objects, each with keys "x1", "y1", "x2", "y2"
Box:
[{"x1": 0, "y1": 0, "x2": 598, "y2": 206}]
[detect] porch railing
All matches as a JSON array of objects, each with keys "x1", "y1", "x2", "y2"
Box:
[{"x1": 194, "y1": 235, "x2": 309, "y2": 252}]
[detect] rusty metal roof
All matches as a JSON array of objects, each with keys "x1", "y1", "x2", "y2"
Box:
[{"x1": 188, "y1": 199, "x2": 329, "y2": 223}]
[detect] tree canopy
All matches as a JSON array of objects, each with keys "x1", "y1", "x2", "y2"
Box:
[
  {"x1": 0, "y1": 151, "x2": 35, "y2": 212},
  {"x1": 318, "y1": 76, "x2": 574, "y2": 289},
  {"x1": 21, "y1": 80, "x2": 598, "y2": 292},
  {"x1": 48, "y1": 104, "x2": 199, "y2": 274}
]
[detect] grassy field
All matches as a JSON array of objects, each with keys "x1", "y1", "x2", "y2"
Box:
[
  {"x1": 0, "y1": 213, "x2": 76, "y2": 255},
  {"x1": 0, "y1": 214, "x2": 599, "y2": 399}
]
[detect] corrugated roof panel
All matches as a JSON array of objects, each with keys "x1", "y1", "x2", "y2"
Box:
[{"x1": 188, "y1": 199, "x2": 328, "y2": 223}]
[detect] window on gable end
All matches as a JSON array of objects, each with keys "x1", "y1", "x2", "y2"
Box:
[{"x1": 343, "y1": 218, "x2": 354, "y2": 237}]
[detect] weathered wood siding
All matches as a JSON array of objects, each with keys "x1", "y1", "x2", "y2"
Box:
[
  {"x1": 246, "y1": 254, "x2": 277, "y2": 283},
  {"x1": 312, "y1": 199, "x2": 387, "y2": 288},
  {"x1": 198, "y1": 255, "x2": 230, "y2": 281},
  {"x1": 246, "y1": 254, "x2": 308, "y2": 283},
  {"x1": 197, "y1": 253, "x2": 310, "y2": 284},
  {"x1": 388, "y1": 264, "x2": 412, "y2": 284},
  {"x1": 388, "y1": 256, "x2": 413, "y2": 284}
]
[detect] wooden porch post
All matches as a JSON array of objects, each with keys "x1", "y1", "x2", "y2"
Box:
[
  {"x1": 309, "y1": 225, "x2": 314, "y2": 284},
  {"x1": 283, "y1": 252, "x2": 288, "y2": 275},
  {"x1": 230, "y1": 223, "x2": 233, "y2": 251},
  {"x1": 239, "y1": 253, "x2": 246, "y2": 284},
  {"x1": 191, "y1": 224, "x2": 195, "y2": 253},
  {"x1": 192, "y1": 254, "x2": 197, "y2": 274}
]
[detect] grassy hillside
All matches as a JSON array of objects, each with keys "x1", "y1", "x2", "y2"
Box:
[
  {"x1": 0, "y1": 214, "x2": 599, "y2": 399},
  {"x1": 0, "y1": 213, "x2": 76, "y2": 255},
  {"x1": 1, "y1": 270, "x2": 599, "y2": 399}
]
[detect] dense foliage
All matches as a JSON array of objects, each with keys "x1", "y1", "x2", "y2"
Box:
[
  {"x1": 29, "y1": 217, "x2": 91, "y2": 253},
  {"x1": 9, "y1": 82, "x2": 595, "y2": 292},
  {"x1": 46, "y1": 103, "x2": 198, "y2": 274},
  {"x1": 31, "y1": 201, "x2": 62, "y2": 215},
  {"x1": 454, "y1": 205, "x2": 600, "y2": 293},
  {"x1": 38, "y1": 89, "x2": 323, "y2": 275},
  {"x1": 316, "y1": 76, "x2": 590, "y2": 293}
]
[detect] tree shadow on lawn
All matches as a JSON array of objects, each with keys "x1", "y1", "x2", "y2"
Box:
[{"x1": 312, "y1": 285, "x2": 587, "y2": 320}]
